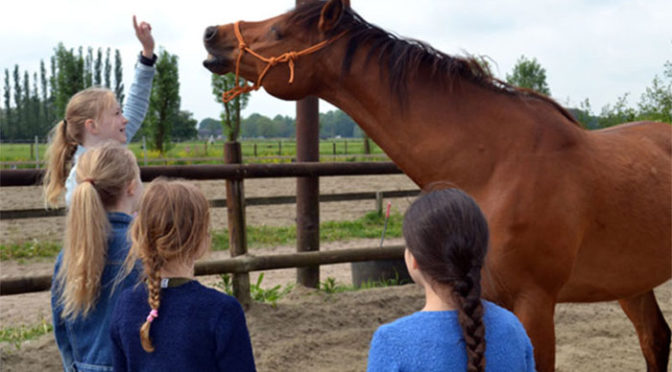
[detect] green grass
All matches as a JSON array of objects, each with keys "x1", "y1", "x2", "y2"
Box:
[
  {"x1": 0, "y1": 318, "x2": 53, "y2": 350},
  {"x1": 210, "y1": 210, "x2": 402, "y2": 252},
  {"x1": 1, "y1": 139, "x2": 387, "y2": 168},
  {"x1": 319, "y1": 273, "x2": 410, "y2": 294},
  {"x1": 0, "y1": 240, "x2": 62, "y2": 261},
  {"x1": 0, "y1": 210, "x2": 401, "y2": 262}
]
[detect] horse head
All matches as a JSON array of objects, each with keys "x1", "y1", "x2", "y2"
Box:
[{"x1": 203, "y1": 0, "x2": 351, "y2": 101}]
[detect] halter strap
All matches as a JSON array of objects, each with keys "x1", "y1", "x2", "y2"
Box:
[{"x1": 222, "y1": 21, "x2": 347, "y2": 103}]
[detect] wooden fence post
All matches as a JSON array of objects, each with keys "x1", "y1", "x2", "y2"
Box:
[
  {"x1": 224, "y1": 141, "x2": 251, "y2": 308},
  {"x1": 142, "y1": 136, "x2": 148, "y2": 166},
  {"x1": 34, "y1": 136, "x2": 40, "y2": 169},
  {"x1": 375, "y1": 191, "x2": 383, "y2": 216}
]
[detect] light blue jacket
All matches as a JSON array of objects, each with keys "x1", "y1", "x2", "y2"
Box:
[
  {"x1": 64, "y1": 61, "x2": 154, "y2": 206},
  {"x1": 51, "y1": 212, "x2": 141, "y2": 372}
]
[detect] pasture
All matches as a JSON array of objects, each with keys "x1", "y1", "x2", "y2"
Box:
[
  {"x1": 0, "y1": 138, "x2": 386, "y2": 168},
  {"x1": 1, "y1": 175, "x2": 670, "y2": 371}
]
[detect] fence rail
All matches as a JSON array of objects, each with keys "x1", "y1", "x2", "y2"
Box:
[
  {"x1": 0, "y1": 189, "x2": 420, "y2": 220},
  {"x1": 0, "y1": 161, "x2": 413, "y2": 298},
  {"x1": 0, "y1": 245, "x2": 405, "y2": 296}
]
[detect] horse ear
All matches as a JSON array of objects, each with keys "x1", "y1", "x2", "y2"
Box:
[{"x1": 318, "y1": 0, "x2": 349, "y2": 32}]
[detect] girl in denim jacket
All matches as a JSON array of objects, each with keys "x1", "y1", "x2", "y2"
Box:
[
  {"x1": 44, "y1": 15, "x2": 155, "y2": 208},
  {"x1": 51, "y1": 142, "x2": 143, "y2": 372}
]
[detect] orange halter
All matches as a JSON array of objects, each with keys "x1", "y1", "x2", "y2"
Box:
[{"x1": 221, "y1": 21, "x2": 347, "y2": 103}]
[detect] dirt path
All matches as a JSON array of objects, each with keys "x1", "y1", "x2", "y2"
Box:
[{"x1": 1, "y1": 175, "x2": 671, "y2": 371}]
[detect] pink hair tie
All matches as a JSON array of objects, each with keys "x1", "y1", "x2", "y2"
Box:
[{"x1": 146, "y1": 309, "x2": 158, "y2": 323}]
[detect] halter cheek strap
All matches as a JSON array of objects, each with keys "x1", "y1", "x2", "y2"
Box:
[{"x1": 222, "y1": 21, "x2": 347, "y2": 103}]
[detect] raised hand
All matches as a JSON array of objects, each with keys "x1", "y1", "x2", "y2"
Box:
[{"x1": 133, "y1": 15, "x2": 155, "y2": 58}]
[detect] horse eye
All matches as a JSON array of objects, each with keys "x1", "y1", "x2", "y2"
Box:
[{"x1": 270, "y1": 26, "x2": 283, "y2": 40}]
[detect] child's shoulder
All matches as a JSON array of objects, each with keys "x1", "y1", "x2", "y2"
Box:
[{"x1": 187, "y1": 281, "x2": 244, "y2": 311}]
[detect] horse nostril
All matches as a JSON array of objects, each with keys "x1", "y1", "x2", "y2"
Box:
[{"x1": 204, "y1": 26, "x2": 218, "y2": 42}]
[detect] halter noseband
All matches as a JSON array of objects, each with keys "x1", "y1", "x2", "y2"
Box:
[{"x1": 221, "y1": 20, "x2": 347, "y2": 103}]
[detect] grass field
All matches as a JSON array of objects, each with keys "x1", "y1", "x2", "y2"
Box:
[{"x1": 0, "y1": 138, "x2": 387, "y2": 168}]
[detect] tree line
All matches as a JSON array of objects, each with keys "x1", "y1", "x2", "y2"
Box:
[{"x1": 2, "y1": 49, "x2": 669, "y2": 151}]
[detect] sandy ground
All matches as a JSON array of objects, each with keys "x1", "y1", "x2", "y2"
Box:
[{"x1": 1, "y1": 175, "x2": 671, "y2": 371}]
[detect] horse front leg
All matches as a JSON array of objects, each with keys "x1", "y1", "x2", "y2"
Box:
[
  {"x1": 618, "y1": 289, "x2": 671, "y2": 372},
  {"x1": 514, "y1": 289, "x2": 558, "y2": 372}
]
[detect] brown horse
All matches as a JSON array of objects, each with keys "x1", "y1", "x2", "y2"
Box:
[{"x1": 203, "y1": 1, "x2": 672, "y2": 370}]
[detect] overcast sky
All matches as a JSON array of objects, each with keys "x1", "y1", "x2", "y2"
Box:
[{"x1": 1, "y1": 0, "x2": 670, "y2": 122}]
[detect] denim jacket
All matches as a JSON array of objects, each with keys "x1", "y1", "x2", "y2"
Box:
[
  {"x1": 51, "y1": 212, "x2": 141, "y2": 372},
  {"x1": 64, "y1": 60, "x2": 154, "y2": 206}
]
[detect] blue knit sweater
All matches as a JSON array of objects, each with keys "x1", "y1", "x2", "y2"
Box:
[
  {"x1": 110, "y1": 280, "x2": 256, "y2": 372},
  {"x1": 367, "y1": 300, "x2": 536, "y2": 372}
]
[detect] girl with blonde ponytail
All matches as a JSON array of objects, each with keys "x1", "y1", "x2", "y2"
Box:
[
  {"x1": 367, "y1": 188, "x2": 536, "y2": 372},
  {"x1": 51, "y1": 142, "x2": 144, "y2": 372},
  {"x1": 43, "y1": 15, "x2": 156, "y2": 208},
  {"x1": 110, "y1": 179, "x2": 256, "y2": 371}
]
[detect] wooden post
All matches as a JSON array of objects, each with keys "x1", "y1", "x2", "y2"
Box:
[
  {"x1": 344, "y1": 140, "x2": 348, "y2": 154},
  {"x1": 278, "y1": 140, "x2": 282, "y2": 156},
  {"x1": 224, "y1": 141, "x2": 251, "y2": 307},
  {"x1": 142, "y1": 136, "x2": 148, "y2": 166},
  {"x1": 375, "y1": 191, "x2": 383, "y2": 216},
  {"x1": 34, "y1": 136, "x2": 40, "y2": 169},
  {"x1": 253, "y1": 143, "x2": 257, "y2": 157},
  {"x1": 294, "y1": 0, "x2": 321, "y2": 287}
]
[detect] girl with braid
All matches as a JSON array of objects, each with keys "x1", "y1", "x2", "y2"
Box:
[
  {"x1": 110, "y1": 179, "x2": 256, "y2": 372},
  {"x1": 367, "y1": 189, "x2": 535, "y2": 372},
  {"x1": 51, "y1": 142, "x2": 144, "y2": 372}
]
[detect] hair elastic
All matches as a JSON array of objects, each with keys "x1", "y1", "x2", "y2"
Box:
[
  {"x1": 146, "y1": 309, "x2": 158, "y2": 323},
  {"x1": 83, "y1": 178, "x2": 96, "y2": 186}
]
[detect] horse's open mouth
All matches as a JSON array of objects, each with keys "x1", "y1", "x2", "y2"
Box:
[{"x1": 203, "y1": 54, "x2": 232, "y2": 74}]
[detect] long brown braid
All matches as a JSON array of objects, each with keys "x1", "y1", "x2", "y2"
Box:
[
  {"x1": 403, "y1": 188, "x2": 489, "y2": 372},
  {"x1": 125, "y1": 178, "x2": 211, "y2": 353}
]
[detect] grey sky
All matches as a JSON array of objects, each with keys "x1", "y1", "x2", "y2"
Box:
[{"x1": 1, "y1": 0, "x2": 670, "y2": 122}]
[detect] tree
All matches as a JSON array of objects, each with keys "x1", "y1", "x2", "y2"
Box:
[
  {"x1": 598, "y1": 93, "x2": 637, "y2": 128},
  {"x1": 637, "y1": 60, "x2": 671, "y2": 123},
  {"x1": 506, "y1": 55, "x2": 551, "y2": 95},
  {"x1": 2, "y1": 69, "x2": 10, "y2": 137},
  {"x1": 94, "y1": 48, "x2": 102, "y2": 86},
  {"x1": 114, "y1": 49, "x2": 124, "y2": 106},
  {"x1": 198, "y1": 118, "x2": 222, "y2": 137},
  {"x1": 13, "y1": 65, "x2": 22, "y2": 138},
  {"x1": 104, "y1": 47, "x2": 111, "y2": 89},
  {"x1": 171, "y1": 110, "x2": 198, "y2": 141},
  {"x1": 143, "y1": 48, "x2": 180, "y2": 154},
  {"x1": 53, "y1": 43, "x2": 85, "y2": 118},
  {"x1": 84, "y1": 47, "x2": 93, "y2": 88},
  {"x1": 211, "y1": 73, "x2": 249, "y2": 141}
]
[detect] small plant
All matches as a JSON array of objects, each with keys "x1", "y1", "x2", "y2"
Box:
[
  {"x1": 319, "y1": 277, "x2": 351, "y2": 294},
  {"x1": 0, "y1": 318, "x2": 53, "y2": 350},
  {"x1": 215, "y1": 273, "x2": 293, "y2": 307},
  {"x1": 0, "y1": 240, "x2": 61, "y2": 261},
  {"x1": 250, "y1": 273, "x2": 293, "y2": 307}
]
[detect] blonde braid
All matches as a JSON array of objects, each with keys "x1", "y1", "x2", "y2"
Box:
[{"x1": 139, "y1": 251, "x2": 163, "y2": 353}]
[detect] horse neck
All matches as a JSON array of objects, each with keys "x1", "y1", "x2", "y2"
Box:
[{"x1": 314, "y1": 55, "x2": 585, "y2": 189}]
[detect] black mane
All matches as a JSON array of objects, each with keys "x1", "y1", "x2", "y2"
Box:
[{"x1": 289, "y1": 2, "x2": 578, "y2": 124}]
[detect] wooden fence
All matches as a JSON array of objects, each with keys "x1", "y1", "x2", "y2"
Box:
[{"x1": 0, "y1": 162, "x2": 417, "y2": 301}]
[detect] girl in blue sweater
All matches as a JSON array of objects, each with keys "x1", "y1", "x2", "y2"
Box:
[
  {"x1": 367, "y1": 188, "x2": 536, "y2": 372},
  {"x1": 51, "y1": 142, "x2": 144, "y2": 372},
  {"x1": 110, "y1": 179, "x2": 256, "y2": 372}
]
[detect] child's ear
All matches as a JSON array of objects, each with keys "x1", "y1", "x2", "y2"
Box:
[
  {"x1": 127, "y1": 178, "x2": 138, "y2": 195},
  {"x1": 84, "y1": 119, "x2": 98, "y2": 134}
]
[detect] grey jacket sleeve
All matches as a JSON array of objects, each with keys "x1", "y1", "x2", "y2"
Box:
[{"x1": 122, "y1": 60, "x2": 155, "y2": 143}]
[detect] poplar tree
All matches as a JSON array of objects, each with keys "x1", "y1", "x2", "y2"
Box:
[
  {"x1": 104, "y1": 47, "x2": 111, "y2": 89},
  {"x1": 506, "y1": 55, "x2": 551, "y2": 95},
  {"x1": 94, "y1": 47, "x2": 102, "y2": 86},
  {"x1": 143, "y1": 48, "x2": 181, "y2": 154},
  {"x1": 114, "y1": 49, "x2": 124, "y2": 106}
]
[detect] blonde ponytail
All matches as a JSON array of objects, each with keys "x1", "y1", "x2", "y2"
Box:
[
  {"x1": 44, "y1": 120, "x2": 78, "y2": 207},
  {"x1": 43, "y1": 88, "x2": 117, "y2": 207},
  {"x1": 54, "y1": 142, "x2": 139, "y2": 319}
]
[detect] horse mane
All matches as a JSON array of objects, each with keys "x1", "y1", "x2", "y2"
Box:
[{"x1": 289, "y1": 2, "x2": 579, "y2": 125}]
